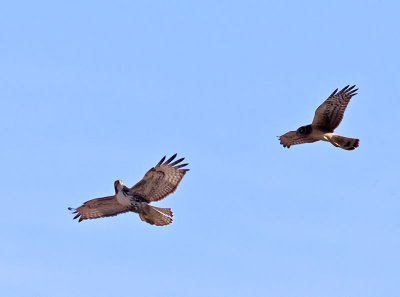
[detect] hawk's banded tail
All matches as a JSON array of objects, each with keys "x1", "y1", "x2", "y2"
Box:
[
  {"x1": 329, "y1": 135, "x2": 359, "y2": 150},
  {"x1": 139, "y1": 205, "x2": 173, "y2": 226}
]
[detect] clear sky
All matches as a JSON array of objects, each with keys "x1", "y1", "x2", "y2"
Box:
[{"x1": 1, "y1": 1, "x2": 399, "y2": 296}]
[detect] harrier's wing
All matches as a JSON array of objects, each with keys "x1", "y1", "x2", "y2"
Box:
[
  {"x1": 68, "y1": 196, "x2": 131, "y2": 222},
  {"x1": 312, "y1": 85, "x2": 358, "y2": 132},
  {"x1": 279, "y1": 131, "x2": 318, "y2": 148},
  {"x1": 130, "y1": 154, "x2": 189, "y2": 202}
]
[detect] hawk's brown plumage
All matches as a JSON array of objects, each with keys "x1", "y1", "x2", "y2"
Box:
[
  {"x1": 69, "y1": 196, "x2": 131, "y2": 221},
  {"x1": 279, "y1": 85, "x2": 359, "y2": 150},
  {"x1": 69, "y1": 154, "x2": 189, "y2": 226},
  {"x1": 130, "y1": 154, "x2": 188, "y2": 202}
]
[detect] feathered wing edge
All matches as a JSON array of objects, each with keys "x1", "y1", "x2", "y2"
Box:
[
  {"x1": 130, "y1": 154, "x2": 189, "y2": 202},
  {"x1": 313, "y1": 85, "x2": 358, "y2": 131},
  {"x1": 155, "y1": 153, "x2": 190, "y2": 171},
  {"x1": 68, "y1": 196, "x2": 131, "y2": 222},
  {"x1": 278, "y1": 131, "x2": 318, "y2": 148},
  {"x1": 327, "y1": 85, "x2": 358, "y2": 98}
]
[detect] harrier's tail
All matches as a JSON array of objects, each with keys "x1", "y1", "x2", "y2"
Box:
[
  {"x1": 329, "y1": 135, "x2": 359, "y2": 150},
  {"x1": 139, "y1": 205, "x2": 173, "y2": 226}
]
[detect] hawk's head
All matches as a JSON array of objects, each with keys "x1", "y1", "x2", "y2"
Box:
[
  {"x1": 296, "y1": 125, "x2": 312, "y2": 136},
  {"x1": 114, "y1": 180, "x2": 125, "y2": 193}
]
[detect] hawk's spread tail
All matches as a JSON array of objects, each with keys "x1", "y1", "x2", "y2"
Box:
[
  {"x1": 139, "y1": 205, "x2": 173, "y2": 226},
  {"x1": 329, "y1": 135, "x2": 359, "y2": 150}
]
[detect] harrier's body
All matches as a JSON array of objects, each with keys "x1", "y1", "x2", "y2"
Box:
[
  {"x1": 69, "y1": 154, "x2": 189, "y2": 226},
  {"x1": 279, "y1": 85, "x2": 359, "y2": 150}
]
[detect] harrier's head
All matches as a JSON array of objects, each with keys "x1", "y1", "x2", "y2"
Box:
[
  {"x1": 114, "y1": 180, "x2": 125, "y2": 193},
  {"x1": 296, "y1": 125, "x2": 312, "y2": 136}
]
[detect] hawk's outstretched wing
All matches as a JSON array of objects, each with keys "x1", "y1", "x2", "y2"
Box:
[
  {"x1": 130, "y1": 154, "x2": 189, "y2": 202},
  {"x1": 312, "y1": 85, "x2": 358, "y2": 132},
  {"x1": 68, "y1": 196, "x2": 131, "y2": 222},
  {"x1": 279, "y1": 131, "x2": 318, "y2": 148}
]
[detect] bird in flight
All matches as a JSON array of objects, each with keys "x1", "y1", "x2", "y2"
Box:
[
  {"x1": 279, "y1": 85, "x2": 359, "y2": 150},
  {"x1": 68, "y1": 154, "x2": 189, "y2": 226}
]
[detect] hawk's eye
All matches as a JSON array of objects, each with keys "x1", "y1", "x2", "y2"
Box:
[{"x1": 299, "y1": 127, "x2": 304, "y2": 134}]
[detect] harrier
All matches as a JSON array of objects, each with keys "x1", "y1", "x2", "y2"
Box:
[
  {"x1": 68, "y1": 154, "x2": 189, "y2": 226},
  {"x1": 279, "y1": 85, "x2": 359, "y2": 150}
]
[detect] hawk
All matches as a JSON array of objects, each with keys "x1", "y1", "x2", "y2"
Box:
[
  {"x1": 68, "y1": 154, "x2": 189, "y2": 226},
  {"x1": 279, "y1": 85, "x2": 360, "y2": 150}
]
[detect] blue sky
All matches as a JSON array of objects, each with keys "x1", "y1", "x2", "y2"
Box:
[{"x1": 1, "y1": 1, "x2": 399, "y2": 296}]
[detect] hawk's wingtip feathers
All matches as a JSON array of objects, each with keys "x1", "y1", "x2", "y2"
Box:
[
  {"x1": 170, "y1": 157, "x2": 185, "y2": 166},
  {"x1": 164, "y1": 154, "x2": 177, "y2": 165},
  {"x1": 156, "y1": 156, "x2": 166, "y2": 167},
  {"x1": 174, "y1": 163, "x2": 188, "y2": 169}
]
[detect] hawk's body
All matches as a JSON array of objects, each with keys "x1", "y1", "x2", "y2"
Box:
[
  {"x1": 279, "y1": 85, "x2": 359, "y2": 150},
  {"x1": 69, "y1": 154, "x2": 189, "y2": 226}
]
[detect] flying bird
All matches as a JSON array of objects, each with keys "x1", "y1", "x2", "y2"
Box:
[
  {"x1": 68, "y1": 154, "x2": 189, "y2": 226},
  {"x1": 279, "y1": 85, "x2": 359, "y2": 150}
]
